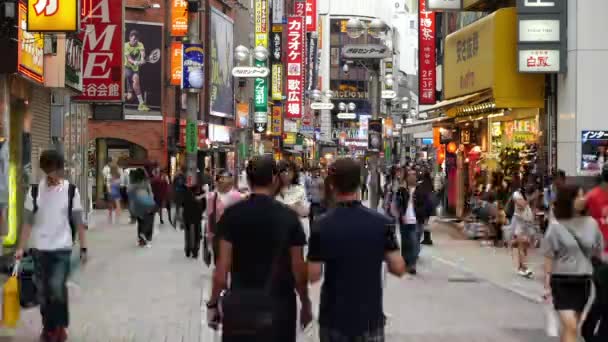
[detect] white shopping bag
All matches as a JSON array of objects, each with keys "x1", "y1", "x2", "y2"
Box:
[
  {"x1": 544, "y1": 302, "x2": 560, "y2": 337},
  {"x1": 297, "y1": 320, "x2": 320, "y2": 342}
]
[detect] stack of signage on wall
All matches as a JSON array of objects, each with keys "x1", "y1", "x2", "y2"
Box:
[
  {"x1": 418, "y1": 0, "x2": 437, "y2": 105},
  {"x1": 254, "y1": 0, "x2": 270, "y2": 134},
  {"x1": 517, "y1": 0, "x2": 567, "y2": 73}
]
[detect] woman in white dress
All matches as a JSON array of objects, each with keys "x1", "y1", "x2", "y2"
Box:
[{"x1": 276, "y1": 161, "x2": 310, "y2": 236}]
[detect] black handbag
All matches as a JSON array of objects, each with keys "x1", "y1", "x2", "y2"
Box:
[{"x1": 220, "y1": 227, "x2": 287, "y2": 336}]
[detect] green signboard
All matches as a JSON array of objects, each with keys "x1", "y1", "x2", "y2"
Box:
[
  {"x1": 254, "y1": 59, "x2": 268, "y2": 112},
  {"x1": 185, "y1": 120, "x2": 198, "y2": 153}
]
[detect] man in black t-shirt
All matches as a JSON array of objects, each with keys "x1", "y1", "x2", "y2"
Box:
[
  {"x1": 207, "y1": 156, "x2": 312, "y2": 342},
  {"x1": 308, "y1": 158, "x2": 406, "y2": 342}
]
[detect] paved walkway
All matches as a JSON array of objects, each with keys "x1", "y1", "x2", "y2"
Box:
[
  {"x1": 6, "y1": 211, "x2": 209, "y2": 342},
  {"x1": 426, "y1": 219, "x2": 545, "y2": 303}
]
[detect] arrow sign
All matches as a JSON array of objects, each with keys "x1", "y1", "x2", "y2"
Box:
[
  {"x1": 232, "y1": 66, "x2": 270, "y2": 78},
  {"x1": 381, "y1": 90, "x2": 397, "y2": 99},
  {"x1": 254, "y1": 123, "x2": 267, "y2": 133},
  {"x1": 310, "y1": 102, "x2": 335, "y2": 110}
]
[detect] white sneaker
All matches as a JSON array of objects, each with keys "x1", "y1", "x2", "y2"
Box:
[
  {"x1": 145, "y1": 242, "x2": 152, "y2": 248},
  {"x1": 518, "y1": 269, "x2": 528, "y2": 277}
]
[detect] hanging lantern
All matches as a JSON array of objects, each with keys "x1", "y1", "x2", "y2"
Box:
[{"x1": 447, "y1": 141, "x2": 458, "y2": 154}]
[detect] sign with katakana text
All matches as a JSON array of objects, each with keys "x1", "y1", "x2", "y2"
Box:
[
  {"x1": 294, "y1": 0, "x2": 305, "y2": 17},
  {"x1": 27, "y1": 0, "x2": 78, "y2": 32},
  {"x1": 253, "y1": 59, "x2": 268, "y2": 112},
  {"x1": 518, "y1": 49, "x2": 559, "y2": 72},
  {"x1": 255, "y1": 0, "x2": 268, "y2": 47},
  {"x1": 75, "y1": 0, "x2": 123, "y2": 102},
  {"x1": 419, "y1": 0, "x2": 436, "y2": 105},
  {"x1": 342, "y1": 45, "x2": 390, "y2": 59},
  {"x1": 286, "y1": 16, "x2": 305, "y2": 119}
]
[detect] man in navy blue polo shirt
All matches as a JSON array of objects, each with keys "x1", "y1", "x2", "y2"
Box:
[{"x1": 308, "y1": 158, "x2": 406, "y2": 342}]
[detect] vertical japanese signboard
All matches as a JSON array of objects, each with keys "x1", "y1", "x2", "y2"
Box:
[
  {"x1": 286, "y1": 16, "x2": 305, "y2": 119},
  {"x1": 418, "y1": 0, "x2": 436, "y2": 105},
  {"x1": 171, "y1": 0, "x2": 188, "y2": 36},
  {"x1": 77, "y1": 0, "x2": 122, "y2": 101},
  {"x1": 254, "y1": 58, "x2": 268, "y2": 133},
  {"x1": 294, "y1": 1, "x2": 305, "y2": 17},
  {"x1": 305, "y1": 0, "x2": 317, "y2": 32},
  {"x1": 255, "y1": 0, "x2": 268, "y2": 47},
  {"x1": 272, "y1": 64, "x2": 283, "y2": 100},
  {"x1": 272, "y1": 0, "x2": 284, "y2": 23},
  {"x1": 18, "y1": 3, "x2": 44, "y2": 83},
  {"x1": 271, "y1": 106, "x2": 283, "y2": 136},
  {"x1": 170, "y1": 42, "x2": 182, "y2": 86}
]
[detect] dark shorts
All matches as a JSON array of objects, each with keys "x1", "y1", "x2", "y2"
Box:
[
  {"x1": 551, "y1": 275, "x2": 592, "y2": 312},
  {"x1": 125, "y1": 68, "x2": 138, "y2": 92}
]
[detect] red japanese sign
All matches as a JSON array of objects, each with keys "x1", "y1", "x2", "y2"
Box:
[
  {"x1": 286, "y1": 16, "x2": 305, "y2": 119},
  {"x1": 76, "y1": 0, "x2": 123, "y2": 101},
  {"x1": 294, "y1": 0, "x2": 305, "y2": 17},
  {"x1": 305, "y1": 0, "x2": 317, "y2": 32},
  {"x1": 419, "y1": 0, "x2": 436, "y2": 105}
]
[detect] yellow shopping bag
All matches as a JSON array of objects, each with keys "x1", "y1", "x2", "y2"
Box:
[{"x1": 2, "y1": 262, "x2": 20, "y2": 327}]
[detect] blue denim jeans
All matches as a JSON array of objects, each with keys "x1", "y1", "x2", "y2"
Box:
[
  {"x1": 33, "y1": 249, "x2": 72, "y2": 331},
  {"x1": 400, "y1": 224, "x2": 422, "y2": 269}
]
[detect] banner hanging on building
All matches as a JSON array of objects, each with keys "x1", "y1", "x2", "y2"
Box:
[
  {"x1": 271, "y1": 26, "x2": 282, "y2": 63},
  {"x1": 368, "y1": 119, "x2": 383, "y2": 152},
  {"x1": 124, "y1": 22, "x2": 163, "y2": 117},
  {"x1": 254, "y1": 58, "x2": 268, "y2": 133},
  {"x1": 272, "y1": 0, "x2": 284, "y2": 23},
  {"x1": 170, "y1": 42, "x2": 182, "y2": 86},
  {"x1": 18, "y1": 3, "x2": 44, "y2": 83},
  {"x1": 65, "y1": 35, "x2": 83, "y2": 91},
  {"x1": 305, "y1": 0, "x2": 317, "y2": 32},
  {"x1": 76, "y1": 0, "x2": 122, "y2": 101},
  {"x1": 286, "y1": 16, "x2": 305, "y2": 119},
  {"x1": 272, "y1": 64, "x2": 283, "y2": 100},
  {"x1": 255, "y1": 0, "x2": 269, "y2": 47},
  {"x1": 210, "y1": 8, "x2": 234, "y2": 118},
  {"x1": 419, "y1": 0, "x2": 436, "y2": 105},
  {"x1": 182, "y1": 42, "x2": 205, "y2": 90},
  {"x1": 271, "y1": 105, "x2": 283, "y2": 136},
  {"x1": 171, "y1": 0, "x2": 188, "y2": 36},
  {"x1": 236, "y1": 102, "x2": 249, "y2": 128},
  {"x1": 294, "y1": 0, "x2": 305, "y2": 17}
]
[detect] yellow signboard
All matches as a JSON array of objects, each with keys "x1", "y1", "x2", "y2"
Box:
[
  {"x1": 271, "y1": 64, "x2": 283, "y2": 100},
  {"x1": 18, "y1": 3, "x2": 44, "y2": 83},
  {"x1": 27, "y1": 0, "x2": 78, "y2": 32},
  {"x1": 255, "y1": 0, "x2": 268, "y2": 47},
  {"x1": 444, "y1": 8, "x2": 544, "y2": 108}
]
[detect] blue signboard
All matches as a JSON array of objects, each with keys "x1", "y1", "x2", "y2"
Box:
[{"x1": 182, "y1": 43, "x2": 205, "y2": 90}]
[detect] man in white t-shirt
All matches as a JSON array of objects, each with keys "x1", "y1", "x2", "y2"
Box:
[{"x1": 15, "y1": 150, "x2": 87, "y2": 342}]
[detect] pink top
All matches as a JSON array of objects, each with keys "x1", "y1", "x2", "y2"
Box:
[{"x1": 207, "y1": 190, "x2": 243, "y2": 224}]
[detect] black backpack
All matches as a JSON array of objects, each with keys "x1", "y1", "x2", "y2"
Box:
[{"x1": 31, "y1": 183, "x2": 78, "y2": 241}]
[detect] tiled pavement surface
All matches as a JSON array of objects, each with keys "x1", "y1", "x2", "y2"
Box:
[{"x1": 0, "y1": 211, "x2": 556, "y2": 341}]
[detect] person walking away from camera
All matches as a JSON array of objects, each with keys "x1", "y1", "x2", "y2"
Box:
[
  {"x1": 207, "y1": 156, "x2": 312, "y2": 342},
  {"x1": 15, "y1": 150, "x2": 88, "y2": 342},
  {"x1": 308, "y1": 158, "x2": 406, "y2": 342},
  {"x1": 277, "y1": 161, "x2": 310, "y2": 235},
  {"x1": 305, "y1": 167, "x2": 324, "y2": 226},
  {"x1": 542, "y1": 185, "x2": 604, "y2": 342},
  {"x1": 102, "y1": 157, "x2": 114, "y2": 223},
  {"x1": 361, "y1": 162, "x2": 369, "y2": 201},
  {"x1": 392, "y1": 168, "x2": 433, "y2": 275},
  {"x1": 172, "y1": 167, "x2": 187, "y2": 228},
  {"x1": 128, "y1": 168, "x2": 155, "y2": 247},
  {"x1": 512, "y1": 185, "x2": 539, "y2": 278},
  {"x1": 206, "y1": 171, "x2": 242, "y2": 263},
  {"x1": 151, "y1": 168, "x2": 169, "y2": 225},
  {"x1": 108, "y1": 165, "x2": 122, "y2": 223},
  {"x1": 183, "y1": 182, "x2": 206, "y2": 258},
  {"x1": 584, "y1": 162, "x2": 608, "y2": 258}
]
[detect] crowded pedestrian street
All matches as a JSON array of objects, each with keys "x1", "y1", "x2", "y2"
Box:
[{"x1": 0, "y1": 212, "x2": 554, "y2": 342}]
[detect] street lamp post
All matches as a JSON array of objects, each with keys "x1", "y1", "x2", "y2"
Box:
[
  {"x1": 231, "y1": 44, "x2": 269, "y2": 175},
  {"x1": 185, "y1": 0, "x2": 201, "y2": 187},
  {"x1": 344, "y1": 17, "x2": 391, "y2": 209}
]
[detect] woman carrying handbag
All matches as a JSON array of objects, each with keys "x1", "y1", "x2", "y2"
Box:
[{"x1": 542, "y1": 185, "x2": 604, "y2": 342}]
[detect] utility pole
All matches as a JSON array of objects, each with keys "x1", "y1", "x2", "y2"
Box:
[
  {"x1": 368, "y1": 69, "x2": 380, "y2": 210},
  {"x1": 185, "y1": 0, "x2": 201, "y2": 186}
]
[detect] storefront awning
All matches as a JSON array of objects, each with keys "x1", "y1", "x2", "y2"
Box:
[
  {"x1": 402, "y1": 117, "x2": 449, "y2": 135},
  {"x1": 419, "y1": 91, "x2": 491, "y2": 114}
]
